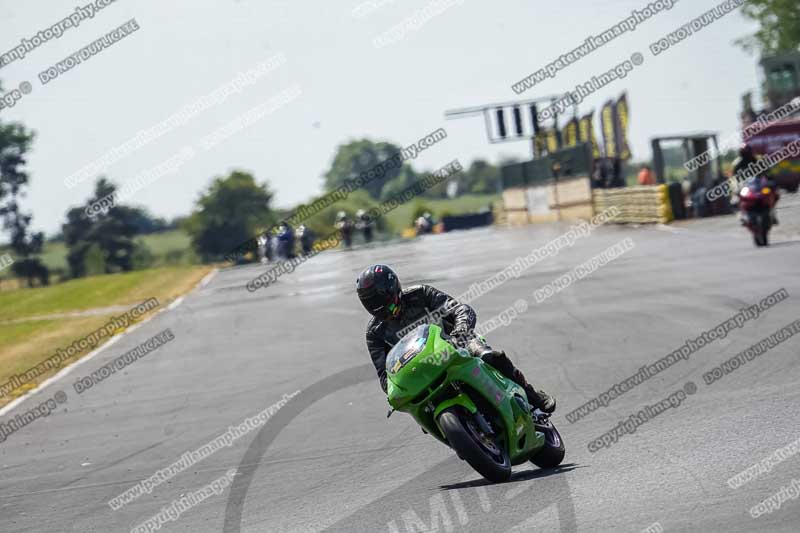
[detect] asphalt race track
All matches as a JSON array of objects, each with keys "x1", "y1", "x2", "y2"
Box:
[{"x1": 2, "y1": 197, "x2": 800, "y2": 532}]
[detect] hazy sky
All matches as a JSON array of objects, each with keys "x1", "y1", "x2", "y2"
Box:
[{"x1": 0, "y1": 0, "x2": 760, "y2": 237}]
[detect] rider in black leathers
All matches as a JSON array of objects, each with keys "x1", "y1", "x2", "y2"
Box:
[
  {"x1": 733, "y1": 143, "x2": 758, "y2": 176},
  {"x1": 357, "y1": 264, "x2": 555, "y2": 413},
  {"x1": 734, "y1": 143, "x2": 779, "y2": 225}
]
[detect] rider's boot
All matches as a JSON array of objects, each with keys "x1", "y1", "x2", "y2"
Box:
[
  {"x1": 466, "y1": 338, "x2": 556, "y2": 414},
  {"x1": 523, "y1": 384, "x2": 556, "y2": 414}
]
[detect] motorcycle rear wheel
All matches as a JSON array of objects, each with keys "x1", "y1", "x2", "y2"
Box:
[{"x1": 438, "y1": 407, "x2": 511, "y2": 483}]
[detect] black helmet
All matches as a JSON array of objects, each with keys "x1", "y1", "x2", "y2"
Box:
[{"x1": 356, "y1": 264, "x2": 402, "y2": 319}]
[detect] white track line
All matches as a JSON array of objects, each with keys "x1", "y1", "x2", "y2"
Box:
[
  {"x1": 656, "y1": 224, "x2": 688, "y2": 234},
  {"x1": 0, "y1": 268, "x2": 218, "y2": 417},
  {"x1": 197, "y1": 268, "x2": 218, "y2": 289}
]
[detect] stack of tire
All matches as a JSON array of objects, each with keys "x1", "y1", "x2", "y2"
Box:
[
  {"x1": 592, "y1": 185, "x2": 673, "y2": 224},
  {"x1": 492, "y1": 200, "x2": 508, "y2": 226}
]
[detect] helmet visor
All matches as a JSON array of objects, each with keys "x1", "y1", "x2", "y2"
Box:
[{"x1": 360, "y1": 290, "x2": 400, "y2": 319}]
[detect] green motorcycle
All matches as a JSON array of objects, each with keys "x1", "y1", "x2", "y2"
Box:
[{"x1": 386, "y1": 324, "x2": 565, "y2": 482}]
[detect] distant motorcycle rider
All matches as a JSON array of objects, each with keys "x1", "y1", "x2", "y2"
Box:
[
  {"x1": 297, "y1": 224, "x2": 314, "y2": 255},
  {"x1": 258, "y1": 232, "x2": 273, "y2": 263},
  {"x1": 733, "y1": 143, "x2": 758, "y2": 177},
  {"x1": 275, "y1": 222, "x2": 296, "y2": 259},
  {"x1": 355, "y1": 209, "x2": 373, "y2": 243},
  {"x1": 335, "y1": 211, "x2": 354, "y2": 247},
  {"x1": 356, "y1": 264, "x2": 555, "y2": 413},
  {"x1": 415, "y1": 212, "x2": 434, "y2": 234},
  {"x1": 734, "y1": 144, "x2": 779, "y2": 225}
]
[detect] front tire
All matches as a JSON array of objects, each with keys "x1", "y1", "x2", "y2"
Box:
[
  {"x1": 530, "y1": 419, "x2": 565, "y2": 469},
  {"x1": 751, "y1": 212, "x2": 769, "y2": 247},
  {"x1": 438, "y1": 407, "x2": 511, "y2": 483},
  {"x1": 760, "y1": 213, "x2": 770, "y2": 247},
  {"x1": 755, "y1": 212, "x2": 770, "y2": 247}
]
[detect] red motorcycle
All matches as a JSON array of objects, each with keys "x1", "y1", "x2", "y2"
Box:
[{"x1": 738, "y1": 176, "x2": 779, "y2": 247}]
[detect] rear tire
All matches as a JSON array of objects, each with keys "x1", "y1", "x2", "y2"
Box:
[
  {"x1": 438, "y1": 407, "x2": 511, "y2": 483},
  {"x1": 530, "y1": 420, "x2": 565, "y2": 469}
]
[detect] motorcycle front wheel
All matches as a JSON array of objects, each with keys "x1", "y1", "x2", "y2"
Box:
[
  {"x1": 438, "y1": 407, "x2": 511, "y2": 482},
  {"x1": 759, "y1": 212, "x2": 770, "y2": 246},
  {"x1": 752, "y1": 212, "x2": 770, "y2": 247},
  {"x1": 530, "y1": 418, "x2": 565, "y2": 469}
]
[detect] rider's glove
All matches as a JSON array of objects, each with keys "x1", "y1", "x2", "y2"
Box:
[{"x1": 450, "y1": 326, "x2": 473, "y2": 349}]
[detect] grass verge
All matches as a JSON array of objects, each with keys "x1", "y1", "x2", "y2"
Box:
[
  {"x1": 0, "y1": 265, "x2": 211, "y2": 322},
  {"x1": 0, "y1": 265, "x2": 212, "y2": 407}
]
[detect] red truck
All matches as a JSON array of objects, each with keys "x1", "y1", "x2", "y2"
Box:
[
  {"x1": 741, "y1": 52, "x2": 800, "y2": 192},
  {"x1": 744, "y1": 116, "x2": 800, "y2": 192}
]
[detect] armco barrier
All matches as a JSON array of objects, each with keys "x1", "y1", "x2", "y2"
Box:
[{"x1": 593, "y1": 185, "x2": 673, "y2": 224}]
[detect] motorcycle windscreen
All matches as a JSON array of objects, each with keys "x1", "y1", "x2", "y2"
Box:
[{"x1": 386, "y1": 325, "x2": 430, "y2": 375}]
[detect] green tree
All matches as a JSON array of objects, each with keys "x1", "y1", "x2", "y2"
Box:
[
  {"x1": 63, "y1": 208, "x2": 94, "y2": 279},
  {"x1": 126, "y1": 208, "x2": 169, "y2": 234},
  {"x1": 63, "y1": 178, "x2": 140, "y2": 277},
  {"x1": 82, "y1": 243, "x2": 106, "y2": 276},
  {"x1": 131, "y1": 240, "x2": 155, "y2": 270},
  {"x1": 186, "y1": 170, "x2": 275, "y2": 261},
  {"x1": 460, "y1": 159, "x2": 501, "y2": 195},
  {"x1": 379, "y1": 164, "x2": 419, "y2": 200},
  {"x1": 0, "y1": 99, "x2": 49, "y2": 287},
  {"x1": 6, "y1": 213, "x2": 49, "y2": 287},
  {"x1": 324, "y1": 139, "x2": 403, "y2": 198},
  {"x1": 737, "y1": 0, "x2": 800, "y2": 54}
]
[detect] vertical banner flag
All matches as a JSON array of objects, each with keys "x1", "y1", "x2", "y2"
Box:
[
  {"x1": 579, "y1": 112, "x2": 601, "y2": 159},
  {"x1": 563, "y1": 117, "x2": 579, "y2": 148},
  {"x1": 545, "y1": 129, "x2": 559, "y2": 154},
  {"x1": 600, "y1": 100, "x2": 618, "y2": 158},
  {"x1": 614, "y1": 92, "x2": 632, "y2": 160}
]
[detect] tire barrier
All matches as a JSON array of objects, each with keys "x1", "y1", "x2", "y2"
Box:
[
  {"x1": 441, "y1": 211, "x2": 493, "y2": 231},
  {"x1": 501, "y1": 187, "x2": 530, "y2": 226},
  {"x1": 501, "y1": 177, "x2": 595, "y2": 226},
  {"x1": 593, "y1": 184, "x2": 673, "y2": 224},
  {"x1": 500, "y1": 143, "x2": 596, "y2": 226}
]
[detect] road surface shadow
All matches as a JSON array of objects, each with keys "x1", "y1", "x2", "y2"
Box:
[
  {"x1": 770, "y1": 240, "x2": 800, "y2": 247},
  {"x1": 439, "y1": 462, "x2": 583, "y2": 490}
]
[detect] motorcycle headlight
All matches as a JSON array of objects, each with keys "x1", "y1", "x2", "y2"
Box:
[{"x1": 740, "y1": 186, "x2": 750, "y2": 196}]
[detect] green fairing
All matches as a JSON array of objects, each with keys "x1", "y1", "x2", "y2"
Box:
[{"x1": 386, "y1": 324, "x2": 545, "y2": 465}]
